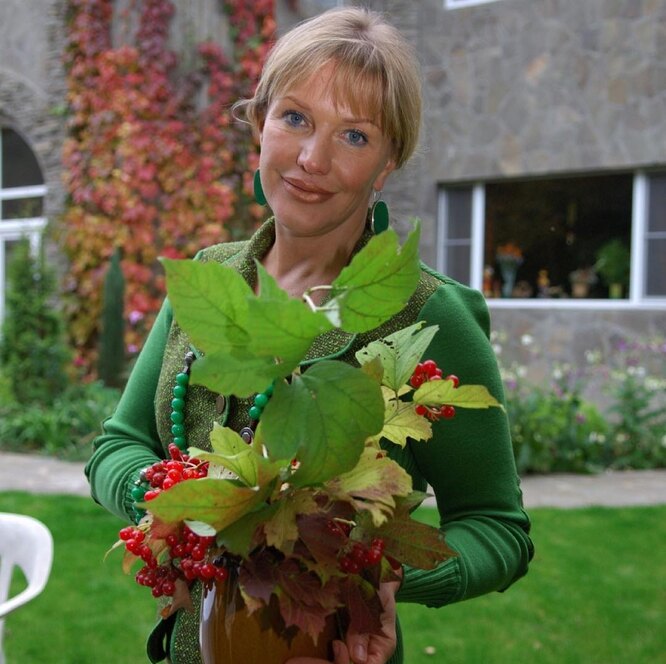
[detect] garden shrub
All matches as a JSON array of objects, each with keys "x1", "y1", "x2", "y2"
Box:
[
  {"x1": 501, "y1": 334, "x2": 666, "y2": 474},
  {"x1": 0, "y1": 381, "x2": 121, "y2": 461},
  {"x1": 0, "y1": 239, "x2": 71, "y2": 404},
  {"x1": 98, "y1": 248, "x2": 126, "y2": 387}
]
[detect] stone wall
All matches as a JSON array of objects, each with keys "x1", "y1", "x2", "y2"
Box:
[
  {"x1": 416, "y1": 0, "x2": 666, "y2": 183},
  {"x1": 0, "y1": 0, "x2": 69, "y2": 219}
]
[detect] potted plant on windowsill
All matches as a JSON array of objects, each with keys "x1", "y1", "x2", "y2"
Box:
[
  {"x1": 568, "y1": 267, "x2": 597, "y2": 298},
  {"x1": 595, "y1": 239, "x2": 630, "y2": 299}
]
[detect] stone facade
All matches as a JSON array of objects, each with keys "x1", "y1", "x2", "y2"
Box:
[
  {"x1": 1, "y1": 0, "x2": 664, "y2": 374},
  {"x1": 280, "y1": 0, "x2": 666, "y2": 373},
  {"x1": 0, "y1": 0, "x2": 69, "y2": 219}
]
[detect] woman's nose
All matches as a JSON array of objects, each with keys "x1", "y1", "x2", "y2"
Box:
[{"x1": 296, "y1": 133, "x2": 331, "y2": 174}]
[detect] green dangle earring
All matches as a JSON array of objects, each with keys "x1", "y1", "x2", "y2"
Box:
[
  {"x1": 253, "y1": 169, "x2": 267, "y2": 206},
  {"x1": 370, "y1": 190, "x2": 389, "y2": 234}
]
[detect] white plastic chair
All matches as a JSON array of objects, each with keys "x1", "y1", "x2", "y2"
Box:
[{"x1": 0, "y1": 513, "x2": 53, "y2": 664}]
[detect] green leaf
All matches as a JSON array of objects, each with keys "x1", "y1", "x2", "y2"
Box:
[
  {"x1": 414, "y1": 381, "x2": 504, "y2": 410},
  {"x1": 246, "y1": 263, "x2": 334, "y2": 363},
  {"x1": 325, "y1": 448, "x2": 413, "y2": 526},
  {"x1": 141, "y1": 477, "x2": 272, "y2": 532},
  {"x1": 369, "y1": 395, "x2": 432, "y2": 447},
  {"x1": 356, "y1": 322, "x2": 439, "y2": 391},
  {"x1": 259, "y1": 361, "x2": 385, "y2": 487},
  {"x1": 161, "y1": 258, "x2": 252, "y2": 354},
  {"x1": 188, "y1": 424, "x2": 284, "y2": 488},
  {"x1": 190, "y1": 352, "x2": 293, "y2": 398},
  {"x1": 254, "y1": 261, "x2": 291, "y2": 302},
  {"x1": 216, "y1": 503, "x2": 279, "y2": 557},
  {"x1": 183, "y1": 520, "x2": 216, "y2": 537},
  {"x1": 325, "y1": 224, "x2": 421, "y2": 333}
]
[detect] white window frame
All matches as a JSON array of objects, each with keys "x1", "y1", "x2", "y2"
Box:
[
  {"x1": 437, "y1": 172, "x2": 666, "y2": 311},
  {"x1": 445, "y1": 0, "x2": 502, "y2": 9},
  {"x1": 0, "y1": 184, "x2": 48, "y2": 324}
]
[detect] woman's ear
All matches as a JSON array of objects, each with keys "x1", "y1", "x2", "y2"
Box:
[
  {"x1": 373, "y1": 157, "x2": 397, "y2": 192},
  {"x1": 254, "y1": 113, "x2": 266, "y2": 143}
]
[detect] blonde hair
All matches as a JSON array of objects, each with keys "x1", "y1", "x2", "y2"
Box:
[{"x1": 236, "y1": 7, "x2": 422, "y2": 169}]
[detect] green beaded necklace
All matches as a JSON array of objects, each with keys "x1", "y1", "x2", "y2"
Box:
[
  {"x1": 169, "y1": 351, "x2": 195, "y2": 452},
  {"x1": 166, "y1": 350, "x2": 274, "y2": 448}
]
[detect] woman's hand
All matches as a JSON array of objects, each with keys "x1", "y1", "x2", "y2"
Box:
[
  {"x1": 285, "y1": 640, "x2": 351, "y2": 664},
  {"x1": 285, "y1": 577, "x2": 400, "y2": 664}
]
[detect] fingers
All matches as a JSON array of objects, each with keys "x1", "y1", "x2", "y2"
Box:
[
  {"x1": 345, "y1": 633, "x2": 370, "y2": 663},
  {"x1": 284, "y1": 640, "x2": 350, "y2": 664},
  {"x1": 332, "y1": 640, "x2": 352, "y2": 663}
]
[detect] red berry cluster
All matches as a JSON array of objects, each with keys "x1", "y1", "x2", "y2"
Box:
[
  {"x1": 119, "y1": 445, "x2": 228, "y2": 598},
  {"x1": 325, "y1": 519, "x2": 388, "y2": 575},
  {"x1": 120, "y1": 523, "x2": 229, "y2": 597},
  {"x1": 338, "y1": 538, "x2": 386, "y2": 574},
  {"x1": 168, "y1": 527, "x2": 229, "y2": 585},
  {"x1": 142, "y1": 444, "x2": 209, "y2": 501},
  {"x1": 410, "y1": 360, "x2": 460, "y2": 421}
]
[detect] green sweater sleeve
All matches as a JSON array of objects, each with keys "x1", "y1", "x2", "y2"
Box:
[
  {"x1": 84, "y1": 300, "x2": 173, "y2": 522},
  {"x1": 396, "y1": 282, "x2": 533, "y2": 607}
]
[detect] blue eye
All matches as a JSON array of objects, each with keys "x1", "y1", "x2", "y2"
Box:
[
  {"x1": 346, "y1": 130, "x2": 368, "y2": 146},
  {"x1": 284, "y1": 111, "x2": 305, "y2": 127}
]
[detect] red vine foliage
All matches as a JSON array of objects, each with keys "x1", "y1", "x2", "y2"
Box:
[{"x1": 61, "y1": 0, "x2": 274, "y2": 375}]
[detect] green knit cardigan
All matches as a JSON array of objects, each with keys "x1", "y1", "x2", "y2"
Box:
[{"x1": 85, "y1": 220, "x2": 533, "y2": 664}]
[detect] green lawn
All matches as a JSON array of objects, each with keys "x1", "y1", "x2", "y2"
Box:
[{"x1": 1, "y1": 492, "x2": 664, "y2": 663}]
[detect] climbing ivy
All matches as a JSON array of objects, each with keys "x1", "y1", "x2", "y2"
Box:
[{"x1": 60, "y1": 0, "x2": 274, "y2": 375}]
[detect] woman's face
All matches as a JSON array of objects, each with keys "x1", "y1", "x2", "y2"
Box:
[{"x1": 258, "y1": 62, "x2": 396, "y2": 241}]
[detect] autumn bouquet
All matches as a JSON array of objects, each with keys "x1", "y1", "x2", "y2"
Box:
[{"x1": 112, "y1": 223, "x2": 502, "y2": 656}]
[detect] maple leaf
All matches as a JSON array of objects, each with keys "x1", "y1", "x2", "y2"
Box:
[
  {"x1": 297, "y1": 507, "x2": 354, "y2": 583},
  {"x1": 340, "y1": 576, "x2": 384, "y2": 637},
  {"x1": 263, "y1": 490, "x2": 319, "y2": 554},
  {"x1": 370, "y1": 499, "x2": 458, "y2": 570},
  {"x1": 356, "y1": 321, "x2": 439, "y2": 391},
  {"x1": 260, "y1": 361, "x2": 384, "y2": 487},
  {"x1": 239, "y1": 549, "x2": 281, "y2": 605},
  {"x1": 325, "y1": 448, "x2": 413, "y2": 526},
  {"x1": 325, "y1": 224, "x2": 421, "y2": 333},
  {"x1": 414, "y1": 380, "x2": 504, "y2": 411},
  {"x1": 189, "y1": 424, "x2": 284, "y2": 488},
  {"x1": 274, "y1": 562, "x2": 343, "y2": 642},
  {"x1": 141, "y1": 477, "x2": 272, "y2": 532},
  {"x1": 369, "y1": 392, "x2": 432, "y2": 448}
]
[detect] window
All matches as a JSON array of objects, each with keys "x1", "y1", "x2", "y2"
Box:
[
  {"x1": 645, "y1": 173, "x2": 666, "y2": 296},
  {"x1": 0, "y1": 127, "x2": 48, "y2": 324},
  {"x1": 438, "y1": 171, "x2": 666, "y2": 306},
  {"x1": 445, "y1": 0, "x2": 502, "y2": 9}
]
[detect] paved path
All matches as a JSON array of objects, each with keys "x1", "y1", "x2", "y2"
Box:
[{"x1": 0, "y1": 451, "x2": 664, "y2": 508}]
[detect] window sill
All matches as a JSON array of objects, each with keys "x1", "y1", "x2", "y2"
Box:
[{"x1": 485, "y1": 298, "x2": 666, "y2": 311}]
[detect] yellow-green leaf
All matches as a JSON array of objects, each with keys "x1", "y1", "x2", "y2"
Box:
[
  {"x1": 370, "y1": 397, "x2": 432, "y2": 447},
  {"x1": 189, "y1": 425, "x2": 284, "y2": 488},
  {"x1": 325, "y1": 448, "x2": 413, "y2": 526},
  {"x1": 264, "y1": 491, "x2": 319, "y2": 553},
  {"x1": 260, "y1": 361, "x2": 385, "y2": 487},
  {"x1": 141, "y1": 478, "x2": 272, "y2": 532},
  {"x1": 191, "y1": 351, "x2": 293, "y2": 398},
  {"x1": 414, "y1": 381, "x2": 504, "y2": 410},
  {"x1": 356, "y1": 322, "x2": 439, "y2": 391}
]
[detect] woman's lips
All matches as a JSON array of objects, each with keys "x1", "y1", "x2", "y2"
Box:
[{"x1": 282, "y1": 176, "x2": 334, "y2": 203}]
